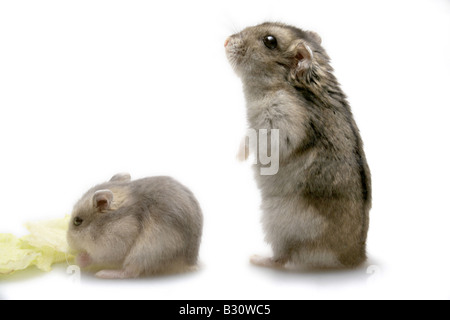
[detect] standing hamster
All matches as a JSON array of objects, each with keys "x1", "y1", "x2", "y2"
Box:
[
  {"x1": 67, "y1": 173, "x2": 203, "y2": 279},
  {"x1": 225, "y1": 22, "x2": 372, "y2": 268}
]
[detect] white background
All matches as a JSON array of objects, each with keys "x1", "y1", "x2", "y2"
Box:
[{"x1": 1, "y1": 0, "x2": 449, "y2": 300}]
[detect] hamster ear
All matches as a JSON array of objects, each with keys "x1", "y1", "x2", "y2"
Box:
[
  {"x1": 306, "y1": 31, "x2": 322, "y2": 45},
  {"x1": 288, "y1": 40, "x2": 314, "y2": 86},
  {"x1": 93, "y1": 190, "x2": 114, "y2": 212},
  {"x1": 110, "y1": 173, "x2": 131, "y2": 182}
]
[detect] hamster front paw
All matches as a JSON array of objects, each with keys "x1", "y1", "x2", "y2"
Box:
[
  {"x1": 76, "y1": 252, "x2": 92, "y2": 268},
  {"x1": 236, "y1": 136, "x2": 250, "y2": 162}
]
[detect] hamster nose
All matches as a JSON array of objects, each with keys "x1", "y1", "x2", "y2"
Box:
[{"x1": 224, "y1": 37, "x2": 230, "y2": 48}]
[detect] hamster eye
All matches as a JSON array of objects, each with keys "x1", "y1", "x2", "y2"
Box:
[
  {"x1": 263, "y1": 35, "x2": 278, "y2": 50},
  {"x1": 73, "y1": 217, "x2": 83, "y2": 227}
]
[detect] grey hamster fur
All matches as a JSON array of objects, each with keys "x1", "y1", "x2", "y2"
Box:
[
  {"x1": 67, "y1": 173, "x2": 203, "y2": 279},
  {"x1": 225, "y1": 22, "x2": 371, "y2": 268}
]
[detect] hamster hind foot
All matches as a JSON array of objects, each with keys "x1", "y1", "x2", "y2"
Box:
[
  {"x1": 95, "y1": 268, "x2": 139, "y2": 279},
  {"x1": 250, "y1": 255, "x2": 287, "y2": 269}
]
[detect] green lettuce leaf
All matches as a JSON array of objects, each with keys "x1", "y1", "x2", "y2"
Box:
[{"x1": 0, "y1": 215, "x2": 74, "y2": 275}]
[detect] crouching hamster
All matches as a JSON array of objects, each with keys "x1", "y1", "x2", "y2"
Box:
[
  {"x1": 67, "y1": 173, "x2": 203, "y2": 279},
  {"x1": 225, "y1": 22, "x2": 372, "y2": 269}
]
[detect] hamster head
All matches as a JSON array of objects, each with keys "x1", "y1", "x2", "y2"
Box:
[
  {"x1": 67, "y1": 189, "x2": 115, "y2": 253},
  {"x1": 225, "y1": 22, "x2": 327, "y2": 89},
  {"x1": 67, "y1": 173, "x2": 132, "y2": 255}
]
